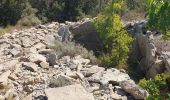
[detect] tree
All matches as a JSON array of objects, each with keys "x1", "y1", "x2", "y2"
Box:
[
  {"x1": 17, "y1": 1, "x2": 41, "y2": 26},
  {"x1": 93, "y1": 0, "x2": 133, "y2": 68},
  {"x1": 147, "y1": 0, "x2": 170, "y2": 39},
  {"x1": 0, "y1": 0, "x2": 24, "y2": 26}
]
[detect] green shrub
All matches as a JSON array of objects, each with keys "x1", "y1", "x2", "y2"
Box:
[
  {"x1": 139, "y1": 73, "x2": 170, "y2": 100},
  {"x1": 17, "y1": 2, "x2": 41, "y2": 26},
  {"x1": 50, "y1": 40, "x2": 97, "y2": 64},
  {"x1": 18, "y1": 15, "x2": 41, "y2": 26},
  {"x1": 93, "y1": 0, "x2": 133, "y2": 68},
  {"x1": 146, "y1": 0, "x2": 170, "y2": 40}
]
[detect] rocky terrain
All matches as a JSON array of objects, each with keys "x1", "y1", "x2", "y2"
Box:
[
  {"x1": 0, "y1": 19, "x2": 148, "y2": 100},
  {"x1": 125, "y1": 20, "x2": 170, "y2": 78}
]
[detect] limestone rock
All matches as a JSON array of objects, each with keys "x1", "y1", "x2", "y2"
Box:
[
  {"x1": 9, "y1": 73, "x2": 18, "y2": 81},
  {"x1": 21, "y1": 36, "x2": 34, "y2": 47},
  {"x1": 5, "y1": 89, "x2": 15, "y2": 100},
  {"x1": 40, "y1": 61, "x2": 49, "y2": 69},
  {"x1": 110, "y1": 93, "x2": 122, "y2": 100},
  {"x1": 89, "y1": 69, "x2": 130, "y2": 85},
  {"x1": 0, "y1": 71, "x2": 11, "y2": 89},
  {"x1": 0, "y1": 60, "x2": 18, "y2": 71},
  {"x1": 120, "y1": 80, "x2": 148, "y2": 99},
  {"x1": 9, "y1": 48, "x2": 21, "y2": 57},
  {"x1": 33, "y1": 43, "x2": 46, "y2": 51},
  {"x1": 22, "y1": 93, "x2": 33, "y2": 100},
  {"x1": 73, "y1": 55, "x2": 90, "y2": 65},
  {"x1": 45, "y1": 84, "x2": 95, "y2": 100},
  {"x1": 0, "y1": 95, "x2": 5, "y2": 100},
  {"x1": 28, "y1": 54, "x2": 46, "y2": 64},
  {"x1": 23, "y1": 62, "x2": 38, "y2": 72},
  {"x1": 49, "y1": 74, "x2": 76, "y2": 87},
  {"x1": 66, "y1": 70, "x2": 78, "y2": 79},
  {"x1": 81, "y1": 65, "x2": 105, "y2": 77},
  {"x1": 45, "y1": 34, "x2": 55, "y2": 46}
]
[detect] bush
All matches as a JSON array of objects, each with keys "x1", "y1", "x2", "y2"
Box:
[
  {"x1": 17, "y1": 2, "x2": 41, "y2": 26},
  {"x1": 18, "y1": 15, "x2": 41, "y2": 26},
  {"x1": 50, "y1": 40, "x2": 97, "y2": 64},
  {"x1": 139, "y1": 73, "x2": 170, "y2": 100},
  {"x1": 146, "y1": 0, "x2": 170, "y2": 40},
  {"x1": 93, "y1": 0, "x2": 133, "y2": 68},
  {"x1": 0, "y1": 0, "x2": 24, "y2": 26}
]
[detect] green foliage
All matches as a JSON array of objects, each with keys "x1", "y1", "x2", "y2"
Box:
[
  {"x1": 139, "y1": 73, "x2": 170, "y2": 100},
  {"x1": 125, "y1": 0, "x2": 147, "y2": 11},
  {"x1": 29, "y1": 0, "x2": 102, "y2": 22},
  {"x1": 121, "y1": 0, "x2": 147, "y2": 21},
  {"x1": 93, "y1": 0, "x2": 133, "y2": 68},
  {"x1": 0, "y1": 0, "x2": 24, "y2": 26},
  {"x1": 0, "y1": 0, "x2": 103, "y2": 26},
  {"x1": 18, "y1": 2, "x2": 41, "y2": 26},
  {"x1": 147, "y1": 0, "x2": 170, "y2": 39}
]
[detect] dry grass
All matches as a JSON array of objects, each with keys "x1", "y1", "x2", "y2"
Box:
[
  {"x1": 154, "y1": 39, "x2": 170, "y2": 52},
  {"x1": 0, "y1": 25, "x2": 30, "y2": 35},
  {"x1": 50, "y1": 40, "x2": 97, "y2": 64},
  {"x1": 121, "y1": 10, "x2": 145, "y2": 21}
]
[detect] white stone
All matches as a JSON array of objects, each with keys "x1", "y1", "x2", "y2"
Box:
[
  {"x1": 45, "y1": 84, "x2": 95, "y2": 100},
  {"x1": 0, "y1": 71, "x2": 11, "y2": 89}
]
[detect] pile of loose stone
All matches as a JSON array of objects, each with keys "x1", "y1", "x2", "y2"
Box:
[{"x1": 0, "y1": 19, "x2": 148, "y2": 100}]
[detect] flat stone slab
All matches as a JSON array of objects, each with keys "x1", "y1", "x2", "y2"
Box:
[{"x1": 45, "y1": 84, "x2": 95, "y2": 100}]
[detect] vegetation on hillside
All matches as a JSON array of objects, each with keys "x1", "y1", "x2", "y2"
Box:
[
  {"x1": 139, "y1": 73, "x2": 170, "y2": 100},
  {"x1": 146, "y1": 0, "x2": 170, "y2": 39},
  {"x1": 0, "y1": 0, "x2": 104, "y2": 27},
  {"x1": 93, "y1": 0, "x2": 133, "y2": 68},
  {"x1": 2, "y1": 0, "x2": 170, "y2": 99}
]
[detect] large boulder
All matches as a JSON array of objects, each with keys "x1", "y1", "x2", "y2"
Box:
[
  {"x1": 45, "y1": 84, "x2": 95, "y2": 100},
  {"x1": 81, "y1": 65, "x2": 105, "y2": 77},
  {"x1": 49, "y1": 74, "x2": 77, "y2": 87},
  {"x1": 57, "y1": 25, "x2": 72, "y2": 41},
  {"x1": 88, "y1": 68, "x2": 130, "y2": 85},
  {"x1": 146, "y1": 60, "x2": 164, "y2": 78},
  {"x1": 120, "y1": 80, "x2": 148, "y2": 99}
]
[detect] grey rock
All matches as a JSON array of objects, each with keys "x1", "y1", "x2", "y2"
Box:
[
  {"x1": 40, "y1": 61, "x2": 49, "y2": 69},
  {"x1": 45, "y1": 84, "x2": 95, "y2": 100},
  {"x1": 88, "y1": 69, "x2": 130, "y2": 85},
  {"x1": 120, "y1": 80, "x2": 148, "y2": 99},
  {"x1": 28, "y1": 53, "x2": 46, "y2": 64},
  {"x1": 58, "y1": 25, "x2": 72, "y2": 41},
  {"x1": 81, "y1": 65, "x2": 105, "y2": 77},
  {"x1": 0, "y1": 71, "x2": 11, "y2": 89},
  {"x1": 0, "y1": 60, "x2": 18, "y2": 71},
  {"x1": 24, "y1": 85, "x2": 33, "y2": 93},
  {"x1": 49, "y1": 74, "x2": 76, "y2": 87},
  {"x1": 45, "y1": 34, "x2": 55, "y2": 46},
  {"x1": 33, "y1": 43, "x2": 46, "y2": 51},
  {"x1": 9, "y1": 48, "x2": 21, "y2": 57},
  {"x1": 23, "y1": 62, "x2": 38, "y2": 72},
  {"x1": 47, "y1": 53, "x2": 57, "y2": 66},
  {"x1": 21, "y1": 36, "x2": 34, "y2": 47}
]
